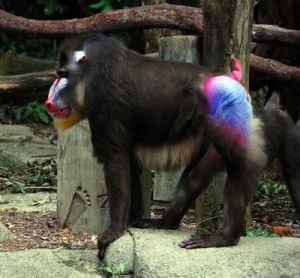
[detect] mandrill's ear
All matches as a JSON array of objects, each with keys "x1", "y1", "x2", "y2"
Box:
[{"x1": 73, "y1": 50, "x2": 87, "y2": 64}]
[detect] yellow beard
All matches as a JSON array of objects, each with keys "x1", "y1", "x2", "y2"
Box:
[{"x1": 53, "y1": 111, "x2": 81, "y2": 131}]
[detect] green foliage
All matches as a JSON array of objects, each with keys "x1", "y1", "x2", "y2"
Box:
[
  {"x1": 89, "y1": 0, "x2": 139, "y2": 13},
  {"x1": 0, "y1": 101, "x2": 51, "y2": 124},
  {"x1": 98, "y1": 261, "x2": 126, "y2": 277},
  {"x1": 0, "y1": 159, "x2": 57, "y2": 194},
  {"x1": 37, "y1": 0, "x2": 64, "y2": 17},
  {"x1": 24, "y1": 101, "x2": 51, "y2": 124},
  {"x1": 0, "y1": 38, "x2": 55, "y2": 59},
  {"x1": 258, "y1": 170, "x2": 287, "y2": 198},
  {"x1": 246, "y1": 227, "x2": 279, "y2": 238}
]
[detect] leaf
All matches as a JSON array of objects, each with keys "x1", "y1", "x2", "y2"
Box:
[
  {"x1": 79, "y1": 231, "x2": 88, "y2": 237},
  {"x1": 103, "y1": 267, "x2": 114, "y2": 274},
  {"x1": 63, "y1": 227, "x2": 70, "y2": 234},
  {"x1": 102, "y1": 4, "x2": 113, "y2": 13},
  {"x1": 260, "y1": 214, "x2": 272, "y2": 224},
  {"x1": 30, "y1": 196, "x2": 52, "y2": 206},
  {"x1": 7, "y1": 223, "x2": 16, "y2": 229},
  {"x1": 246, "y1": 231, "x2": 255, "y2": 237},
  {"x1": 38, "y1": 112, "x2": 50, "y2": 123},
  {"x1": 118, "y1": 262, "x2": 125, "y2": 273},
  {"x1": 271, "y1": 226, "x2": 293, "y2": 236},
  {"x1": 89, "y1": 0, "x2": 111, "y2": 9}
]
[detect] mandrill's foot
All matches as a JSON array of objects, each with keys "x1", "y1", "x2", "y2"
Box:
[
  {"x1": 97, "y1": 227, "x2": 125, "y2": 260},
  {"x1": 179, "y1": 232, "x2": 239, "y2": 249}
]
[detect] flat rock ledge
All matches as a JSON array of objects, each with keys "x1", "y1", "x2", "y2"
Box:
[
  {"x1": 0, "y1": 228, "x2": 299, "y2": 277},
  {"x1": 105, "y1": 229, "x2": 300, "y2": 278}
]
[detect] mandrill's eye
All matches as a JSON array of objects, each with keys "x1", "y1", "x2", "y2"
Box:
[{"x1": 74, "y1": 50, "x2": 87, "y2": 64}]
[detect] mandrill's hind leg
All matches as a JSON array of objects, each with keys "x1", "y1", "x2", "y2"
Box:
[
  {"x1": 180, "y1": 147, "x2": 260, "y2": 249},
  {"x1": 181, "y1": 116, "x2": 264, "y2": 249},
  {"x1": 135, "y1": 147, "x2": 223, "y2": 230}
]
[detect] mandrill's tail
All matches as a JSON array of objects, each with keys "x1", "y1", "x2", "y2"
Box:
[{"x1": 228, "y1": 57, "x2": 242, "y2": 82}]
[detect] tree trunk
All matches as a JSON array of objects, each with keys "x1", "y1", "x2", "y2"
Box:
[{"x1": 195, "y1": 0, "x2": 254, "y2": 233}]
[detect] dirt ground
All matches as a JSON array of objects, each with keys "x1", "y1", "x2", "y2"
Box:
[{"x1": 0, "y1": 193, "x2": 299, "y2": 252}]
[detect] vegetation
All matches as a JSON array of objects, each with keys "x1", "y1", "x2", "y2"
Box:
[
  {"x1": 98, "y1": 261, "x2": 126, "y2": 277},
  {"x1": 246, "y1": 227, "x2": 279, "y2": 238},
  {"x1": 258, "y1": 165, "x2": 287, "y2": 198},
  {"x1": 0, "y1": 0, "x2": 141, "y2": 59},
  {"x1": 0, "y1": 159, "x2": 57, "y2": 194},
  {"x1": 0, "y1": 101, "x2": 51, "y2": 124}
]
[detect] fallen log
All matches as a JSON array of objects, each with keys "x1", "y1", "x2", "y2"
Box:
[
  {"x1": 0, "y1": 51, "x2": 56, "y2": 75},
  {"x1": 0, "y1": 70, "x2": 55, "y2": 103}
]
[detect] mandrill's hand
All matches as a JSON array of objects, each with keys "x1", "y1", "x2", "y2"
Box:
[{"x1": 97, "y1": 226, "x2": 125, "y2": 260}]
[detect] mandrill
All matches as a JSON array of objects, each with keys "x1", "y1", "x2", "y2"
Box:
[{"x1": 45, "y1": 33, "x2": 300, "y2": 260}]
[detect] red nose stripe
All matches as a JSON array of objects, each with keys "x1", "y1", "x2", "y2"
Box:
[{"x1": 47, "y1": 77, "x2": 61, "y2": 102}]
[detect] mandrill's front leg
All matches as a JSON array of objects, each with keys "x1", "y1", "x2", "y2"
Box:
[{"x1": 97, "y1": 153, "x2": 131, "y2": 260}]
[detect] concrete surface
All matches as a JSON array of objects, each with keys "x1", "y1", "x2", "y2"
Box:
[
  {"x1": 0, "y1": 192, "x2": 56, "y2": 212},
  {"x1": 0, "y1": 249, "x2": 101, "y2": 278},
  {"x1": 0, "y1": 124, "x2": 56, "y2": 167},
  {"x1": 105, "y1": 229, "x2": 300, "y2": 278},
  {"x1": 1, "y1": 229, "x2": 299, "y2": 278}
]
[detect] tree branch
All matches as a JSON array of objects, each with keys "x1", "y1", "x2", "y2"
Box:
[
  {"x1": 0, "y1": 4, "x2": 203, "y2": 37},
  {"x1": 0, "y1": 4, "x2": 300, "y2": 47},
  {"x1": 250, "y1": 54, "x2": 300, "y2": 84}
]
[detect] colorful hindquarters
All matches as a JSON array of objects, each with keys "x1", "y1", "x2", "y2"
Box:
[{"x1": 203, "y1": 75, "x2": 252, "y2": 147}]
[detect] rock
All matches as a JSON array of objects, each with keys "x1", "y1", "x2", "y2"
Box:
[
  {"x1": 0, "y1": 124, "x2": 56, "y2": 168},
  {"x1": 0, "y1": 249, "x2": 100, "y2": 278},
  {"x1": 105, "y1": 229, "x2": 300, "y2": 278}
]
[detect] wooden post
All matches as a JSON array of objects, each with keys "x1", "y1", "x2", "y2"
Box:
[
  {"x1": 57, "y1": 120, "x2": 110, "y2": 234},
  {"x1": 57, "y1": 120, "x2": 152, "y2": 234},
  {"x1": 195, "y1": 0, "x2": 254, "y2": 232},
  {"x1": 153, "y1": 35, "x2": 202, "y2": 202}
]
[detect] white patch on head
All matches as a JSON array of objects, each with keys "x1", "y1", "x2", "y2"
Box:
[{"x1": 73, "y1": 50, "x2": 86, "y2": 63}]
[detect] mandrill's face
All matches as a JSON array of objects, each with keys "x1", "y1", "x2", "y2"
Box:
[{"x1": 45, "y1": 44, "x2": 88, "y2": 131}]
